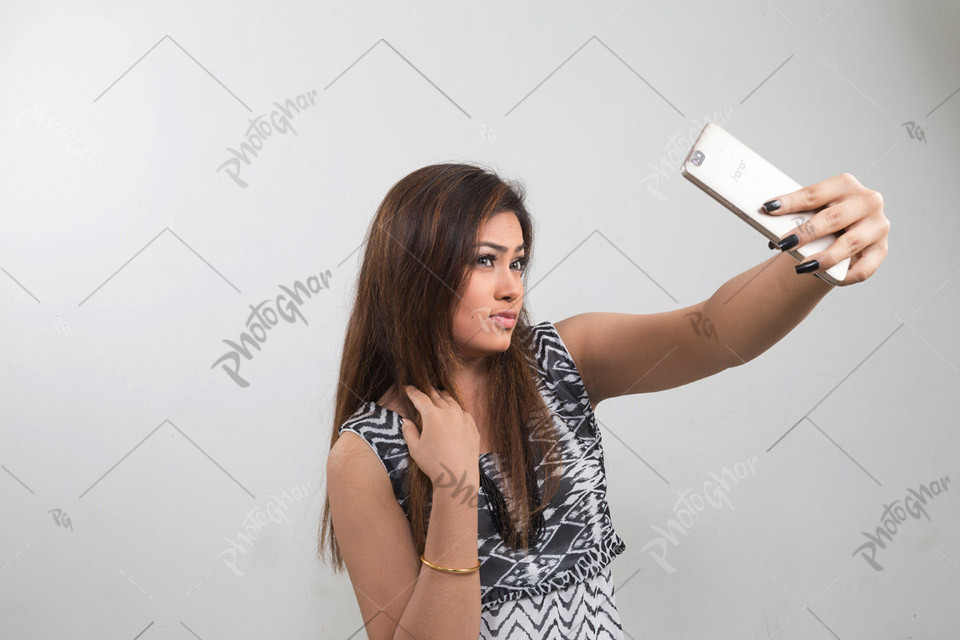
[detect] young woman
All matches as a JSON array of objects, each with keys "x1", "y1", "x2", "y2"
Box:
[{"x1": 318, "y1": 163, "x2": 889, "y2": 639}]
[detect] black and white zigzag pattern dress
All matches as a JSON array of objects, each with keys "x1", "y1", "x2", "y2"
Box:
[{"x1": 338, "y1": 320, "x2": 627, "y2": 639}]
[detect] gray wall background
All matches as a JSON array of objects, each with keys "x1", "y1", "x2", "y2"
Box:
[{"x1": 1, "y1": 1, "x2": 957, "y2": 638}]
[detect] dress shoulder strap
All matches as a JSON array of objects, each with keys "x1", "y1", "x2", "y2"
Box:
[{"x1": 338, "y1": 402, "x2": 412, "y2": 512}]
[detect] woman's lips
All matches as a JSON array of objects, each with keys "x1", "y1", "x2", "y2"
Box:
[{"x1": 490, "y1": 315, "x2": 516, "y2": 329}]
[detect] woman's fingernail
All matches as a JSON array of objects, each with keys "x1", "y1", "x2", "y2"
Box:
[
  {"x1": 768, "y1": 240, "x2": 777, "y2": 250},
  {"x1": 795, "y1": 259, "x2": 820, "y2": 274},
  {"x1": 763, "y1": 199, "x2": 781, "y2": 212},
  {"x1": 777, "y1": 234, "x2": 799, "y2": 251}
]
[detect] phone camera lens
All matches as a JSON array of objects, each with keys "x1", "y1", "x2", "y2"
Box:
[{"x1": 691, "y1": 150, "x2": 705, "y2": 167}]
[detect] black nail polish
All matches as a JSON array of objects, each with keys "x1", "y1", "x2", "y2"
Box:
[
  {"x1": 795, "y1": 259, "x2": 819, "y2": 274},
  {"x1": 768, "y1": 240, "x2": 777, "y2": 250},
  {"x1": 763, "y1": 199, "x2": 781, "y2": 212},
  {"x1": 777, "y1": 234, "x2": 799, "y2": 251}
]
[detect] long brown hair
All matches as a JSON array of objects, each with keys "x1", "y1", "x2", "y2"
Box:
[{"x1": 318, "y1": 162, "x2": 564, "y2": 574}]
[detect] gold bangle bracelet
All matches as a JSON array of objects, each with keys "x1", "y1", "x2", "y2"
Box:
[{"x1": 419, "y1": 553, "x2": 481, "y2": 574}]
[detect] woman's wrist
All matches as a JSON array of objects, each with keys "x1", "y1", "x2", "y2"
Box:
[{"x1": 431, "y1": 467, "x2": 481, "y2": 510}]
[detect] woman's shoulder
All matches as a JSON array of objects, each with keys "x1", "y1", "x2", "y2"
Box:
[
  {"x1": 527, "y1": 320, "x2": 595, "y2": 417},
  {"x1": 526, "y1": 319, "x2": 574, "y2": 368},
  {"x1": 337, "y1": 400, "x2": 413, "y2": 511},
  {"x1": 338, "y1": 400, "x2": 408, "y2": 452}
]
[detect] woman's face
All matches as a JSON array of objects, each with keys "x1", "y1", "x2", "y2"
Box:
[{"x1": 452, "y1": 210, "x2": 527, "y2": 358}]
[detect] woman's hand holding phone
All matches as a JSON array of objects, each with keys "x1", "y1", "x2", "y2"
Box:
[
  {"x1": 761, "y1": 172, "x2": 890, "y2": 286},
  {"x1": 681, "y1": 122, "x2": 890, "y2": 286}
]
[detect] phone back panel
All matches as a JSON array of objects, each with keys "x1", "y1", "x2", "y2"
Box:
[{"x1": 680, "y1": 122, "x2": 848, "y2": 285}]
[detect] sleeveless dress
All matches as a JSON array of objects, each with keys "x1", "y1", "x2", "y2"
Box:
[{"x1": 337, "y1": 320, "x2": 627, "y2": 639}]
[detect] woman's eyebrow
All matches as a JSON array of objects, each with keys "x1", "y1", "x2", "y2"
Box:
[{"x1": 477, "y1": 241, "x2": 525, "y2": 253}]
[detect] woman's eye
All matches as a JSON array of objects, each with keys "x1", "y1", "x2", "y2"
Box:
[{"x1": 476, "y1": 254, "x2": 527, "y2": 271}]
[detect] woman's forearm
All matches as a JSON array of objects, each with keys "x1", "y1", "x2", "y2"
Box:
[
  {"x1": 704, "y1": 250, "x2": 834, "y2": 366},
  {"x1": 393, "y1": 480, "x2": 481, "y2": 640}
]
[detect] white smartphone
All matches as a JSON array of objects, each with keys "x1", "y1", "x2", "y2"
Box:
[{"x1": 680, "y1": 122, "x2": 848, "y2": 286}]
